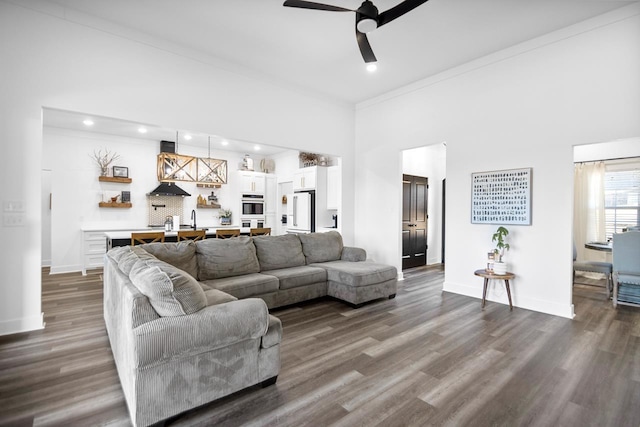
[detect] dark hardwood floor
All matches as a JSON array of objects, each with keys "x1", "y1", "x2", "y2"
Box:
[{"x1": 1, "y1": 267, "x2": 639, "y2": 426}]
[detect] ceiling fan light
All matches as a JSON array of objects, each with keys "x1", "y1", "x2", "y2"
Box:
[{"x1": 357, "y1": 17, "x2": 377, "y2": 33}]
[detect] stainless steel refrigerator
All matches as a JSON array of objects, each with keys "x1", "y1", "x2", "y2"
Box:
[{"x1": 286, "y1": 191, "x2": 315, "y2": 233}]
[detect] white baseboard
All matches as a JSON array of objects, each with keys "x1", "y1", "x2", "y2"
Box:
[
  {"x1": 443, "y1": 280, "x2": 574, "y2": 319},
  {"x1": 49, "y1": 264, "x2": 82, "y2": 275},
  {"x1": 0, "y1": 313, "x2": 45, "y2": 336}
]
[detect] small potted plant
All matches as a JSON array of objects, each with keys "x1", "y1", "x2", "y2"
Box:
[
  {"x1": 218, "y1": 208, "x2": 232, "y2": 226},
  {"x1": 491, "y1": 226, "x2": 510, "y2": 275}
]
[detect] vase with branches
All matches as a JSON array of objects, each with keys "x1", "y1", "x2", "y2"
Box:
[{"x1": 90, "y1": 149, "x2": 120, "y2": 176}]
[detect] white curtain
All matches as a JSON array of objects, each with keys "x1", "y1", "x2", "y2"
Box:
[{"x1": 573, "y1": 162, "x2": 606, "y2": 262}]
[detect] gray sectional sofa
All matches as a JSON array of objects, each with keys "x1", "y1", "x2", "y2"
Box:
[{"x1": 103, "y1": 231, "x2": 397, "y2": 426}]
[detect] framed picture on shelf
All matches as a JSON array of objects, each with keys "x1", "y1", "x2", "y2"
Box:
[
  {"x1": 121, "y1": 191, "x2": 131, "y2": 203},
  {"x1": 112, "y1": 166, "x2": 128, "y2": 178}
]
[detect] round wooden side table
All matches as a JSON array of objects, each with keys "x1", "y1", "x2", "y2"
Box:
[{"x1": 474, "y1": 269, "x2": 516, "y2": 310}]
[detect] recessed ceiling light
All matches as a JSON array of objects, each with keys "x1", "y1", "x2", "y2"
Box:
[
  {"x1": 254, "y1": 145, "x2": 261, "y2": 151},
  {"x1": 138, "y1": 127, "x2": 147, "y2": 134},
  {"x1": 221, "y1": 140, "x2": 229, "y2": 146},
  {"x1": 184, "y1": 134, "x2": 192, "y2": 140},
  {"x1": 366, "y1": 63, "x2": 377, "y2": 73},
  {"x1": 83, "y1": 119, "x2": 94, "y2": 126}
]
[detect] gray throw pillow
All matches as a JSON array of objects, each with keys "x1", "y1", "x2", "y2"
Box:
[
  {"x1": 129, "y1": 258, "x2": 207, "y2": 316},
  {"x1": 139, "y1": 241, "x2": 198, "y2": 279},
  {"x1": 252, "y1": 234, "x2": 306, "y2": 271},
  {"x1": 117, "y1": 246, "x2": 157, "y2": 275},
  {"x1": 298, "y1": 231, "x2": 344, "y2": 264},
  {"x1": 195, "y1": 236, "x2": 260, "y2": 280}
]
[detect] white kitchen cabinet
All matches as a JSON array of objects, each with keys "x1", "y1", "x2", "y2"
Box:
[
  {"x1": 293, "y1": 167, "x2": 317, "y2": 191},
  {"x1": 326, "y1": 165, "x2": 340, "y2": 210},
  {"x1": 265, "y1": 213, "x2": 277, "y2": 230},
  {"x1": 265, "y1": 174, "x2": 277, "y2": 214},
  {"x1": 239, "y1": 171, "x2": 266, "y2": 194},
  {"x1": 82, "y1": 230, "x2": 107, "y2": 275}
]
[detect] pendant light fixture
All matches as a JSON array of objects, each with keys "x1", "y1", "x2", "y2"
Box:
[
  {"x1": 197, "y1": 136, "x2": 228, "y2": 185},
  {"x1": 157, "y1": 132, "x2": 228, "y2": 185},
  {"x1": 157, "y1": 130, "x2": 196, "y2": 182}
]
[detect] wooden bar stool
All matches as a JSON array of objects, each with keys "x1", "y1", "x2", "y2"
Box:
[
  {"x1": 250, "y1": 227, "x2": 271, "y2": 236},
  {"x1": 216, "y1": 229, "x2": 240, "y2": 239},
  {"x1": 131, "y1": 232, "x2": 165, "y2": 246},
  {"x1": 177, "y1": 229, "x2": 206, "y2": 241}
]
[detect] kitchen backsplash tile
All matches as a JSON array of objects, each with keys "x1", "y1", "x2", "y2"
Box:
[{"x1": 148, "y1": 196, "x2": 184, "y2": 226}]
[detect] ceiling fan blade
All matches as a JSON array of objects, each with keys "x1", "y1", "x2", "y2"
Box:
[
  {"x1": 356, "y1": 30, "x2": 377, "y2": 63},
  {"x1": 377, "y1": 0, "x2": 429, "y2": 27},
  {"x1": 283, "y1": 0, "x2": 354, "y2": 13}
]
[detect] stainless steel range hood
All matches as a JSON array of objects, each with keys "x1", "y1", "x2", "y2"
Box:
[{"x1": 148, "y1": 182, "x2": 191, "y2": 197}]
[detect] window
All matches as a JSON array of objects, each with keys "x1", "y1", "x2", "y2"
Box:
[{"x1": 604, "y1": 169, "x2": 640, "y2": 239}]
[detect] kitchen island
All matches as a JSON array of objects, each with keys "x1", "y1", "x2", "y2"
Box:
[{"x1": 105, "y1": 226, "x2": 252, "y2": 249}]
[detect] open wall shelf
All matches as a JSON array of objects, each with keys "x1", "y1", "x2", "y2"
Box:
[
  {"x1": 98, "y1": 202, "x2": 132, "y2": 208},
  {"x1": 197, "y1": 203, "x2": 221, "y2": 209},
  {"x1": 99, "y1": 176, "x2": 132, "y2": 183}
]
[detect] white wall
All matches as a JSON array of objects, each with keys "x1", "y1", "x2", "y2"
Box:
[
  {"x1": 41, "y1": 170, "x2": 52, "y2": 266},
  {"x1": 574, "y1": 137, "x2": 640, "y2": 163},
  {"x1": 354, "y1": 5, "x2": 640, "y2": 318},
  {"x1": 402, "y1": 144, "x2": 446, "y2": 265},
  {"x1": 0, "y1": 1, "x2": 355, "y2": 335}
]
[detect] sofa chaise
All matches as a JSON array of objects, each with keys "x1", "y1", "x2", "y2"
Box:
[{"x1": 103, "y1": 231, "x2": 396, "y2": 426}]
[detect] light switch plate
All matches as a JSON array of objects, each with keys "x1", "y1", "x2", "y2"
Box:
[
  {"x1": 3, "y1": 212, "x2": 26, "y2": 227},
  {"x1": 4, "y1": 200, "x2": 25, "y2": 212}
]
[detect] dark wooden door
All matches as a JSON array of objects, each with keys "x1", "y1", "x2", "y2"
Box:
[{"x1": 402, "y1": 174, "x2": 428, "y2": 269}]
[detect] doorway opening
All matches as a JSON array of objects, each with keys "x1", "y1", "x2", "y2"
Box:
[
  {"x1": 401, "y1": 144, "x2": 446, "y2": 271},
  {"x1": 572, "y1": 137, "x2": 640, "y2": 307},
  {"x1": 402, "y1": 174, "x2": 428, "y2": 269}
]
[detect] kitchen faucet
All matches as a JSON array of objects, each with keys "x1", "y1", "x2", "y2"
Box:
[{"x1": 191, "y1": 209, "x2": 196, "y2": 230}]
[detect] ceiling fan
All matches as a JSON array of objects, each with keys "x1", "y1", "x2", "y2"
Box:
[{"x1": 283, "y1": 0, "x2": 429, "y2": 64}]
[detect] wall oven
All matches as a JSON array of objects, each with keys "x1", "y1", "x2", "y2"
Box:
[
  {"x1": 241, "y1": 194, "x2": 264, "y2": 216},
  {"x1": 241, "y1": 218, "x2": 265, "y2": 229}
]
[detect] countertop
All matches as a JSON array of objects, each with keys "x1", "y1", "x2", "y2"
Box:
[
  {"x1": 81, "y1": 224, "x2": 239, "y2": 232},
  {"x1": 104, "y1": 226, "x2": 250, "y2": 240}
]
